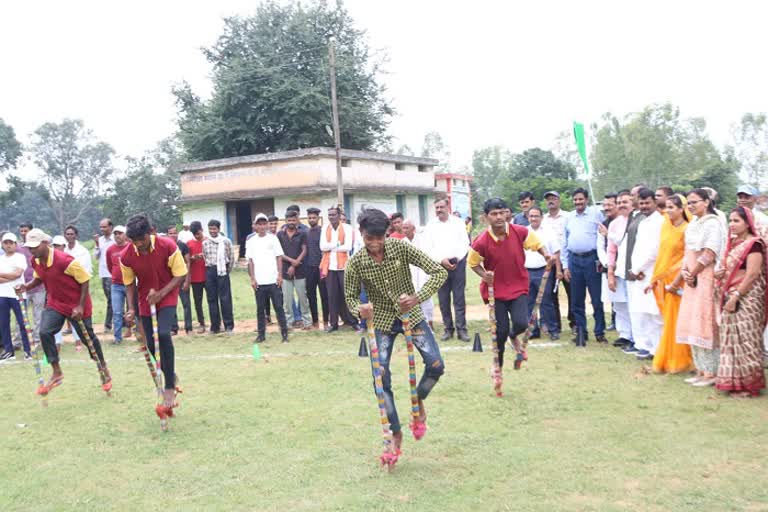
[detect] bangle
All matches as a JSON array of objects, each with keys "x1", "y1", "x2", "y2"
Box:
[{"x1": 732, "y1": 290, "x2": 742, "y2": 299}]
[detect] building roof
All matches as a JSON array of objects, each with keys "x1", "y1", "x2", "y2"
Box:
[{"x1": 178, "y1": 147, "x2": 438, "y2": 173}]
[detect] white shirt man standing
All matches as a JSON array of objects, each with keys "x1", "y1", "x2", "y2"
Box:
[
  {"x1": 0, "y1": 233, "x2": 31, "y2": 361},
  {"x1": 319, "y1": 206, "x2": 360, "y2": 333},
  {"x1": 246, "y1": 213, "x2": 288, "y2": 343},
  {"x1": 606, "y1": 191, "x2": 634, "y2": 348},
  {"x1": 525, "y1": 207, "x2": 561, "y2": 340},
  {"x1": 401, "y1": 219, "x2": 434, "y2": 327},
  {"x1": 93, "y1": 218, "x2": 115, "y2": 332},
  {"x1": 541, "y1": 190, "x2": 573, "y2": 333},
  {"x1": 626, "y1": 188, "x2": 664, "y2": 360},
  {"x1": 424, "y1": 198, "x2": 470, "y2": 342}
]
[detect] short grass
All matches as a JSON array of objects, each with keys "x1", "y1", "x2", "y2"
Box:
[{"x1": 1, "y1": 321, "x2": 768, "y2": 511}]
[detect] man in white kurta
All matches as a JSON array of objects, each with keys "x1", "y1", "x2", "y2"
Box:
[
  {"x1": 606, "y1": 191, "x2": 633, "y2": 346},
  {"x1": 401, "y1": 219, "x2": 434, "y2": 324},
  {"x1": 627, "y1": 195, "x2": 665, "y2": 359}
]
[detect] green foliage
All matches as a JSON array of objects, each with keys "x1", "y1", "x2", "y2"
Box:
[
  {"x1": 174, "y1": 0, "x2": 392, "y2": 161},
  {"x1": 731, "y1": 112, "x2": 768, "y2": 189},
  {"x1": 103, "y1": 138, "x2": 182, "y2": 229},
  {"x1": 28, "y1": 118, "x2": 115, "y2": 232},
  {"x1": 0, "y1": 117, "x2": 22, "y2": 171},
  {"x1": 591, "y1": 103, "x2": 739, "y2": 199},
  {"x1": 471, "y1": 146, "x2": 582, "y2": 219}
]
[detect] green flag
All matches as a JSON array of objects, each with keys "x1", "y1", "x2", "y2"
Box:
[{"x1": 572, "y1": 121, "x2": 590, "y2": 175}]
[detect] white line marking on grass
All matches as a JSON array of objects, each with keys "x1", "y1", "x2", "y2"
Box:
[{"x1": 0, "y1": 342, "x2": 563, "y2": 366}]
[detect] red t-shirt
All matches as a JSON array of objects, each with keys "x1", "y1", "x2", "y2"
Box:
[
  {"x1": 186, "y1": 238, "x2": 206, "y2": 283},
  {"x1": 32, "y1": 249, "x2": 93, "y2": 319},
  {"x1": 106, "y1": 243, "x2": 129, "y2": 285},
  {"x1": 389, "y1": 232, "x2": 406, "y2": 239},
  {"x1": 119, "y1": 236, "x2": 185, "y2": 316},
  {"x1": 471, "y1": 224, "x2": 530, "y2": 302}
]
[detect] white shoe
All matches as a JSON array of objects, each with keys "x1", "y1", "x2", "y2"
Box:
[
  {"x1": 683, "y1": 376, "x2": 701, "y2": 384},
  {"x1": 692, "y1": 378, "x2": 716, "y2": 387}
]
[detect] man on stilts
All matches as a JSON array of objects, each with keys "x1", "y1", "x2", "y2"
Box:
[
  {"x1": 16, "y1": 228, "x2": 111, "y2": 394},
  {"x1": 121, "y1": 214, "x2": 188, "y2": 413},
  {"x1": 345, "y1": 208, "x2": 447, "y2": 454},
  {"x1": 469, "y1": 198, "x2": 551, "y2": 369}
]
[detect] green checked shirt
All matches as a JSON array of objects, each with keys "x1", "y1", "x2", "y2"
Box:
[{"x1": 345, "y1": 238, "x2": 447, "y2": 331}]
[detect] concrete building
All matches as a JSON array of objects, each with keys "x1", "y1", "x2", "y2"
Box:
[
  {"x1": 435, "y1": 172, "x2": 473, "y2": 218},
  {"x1": 178, "y1": 147, "x2": 439, "y2": 254}
]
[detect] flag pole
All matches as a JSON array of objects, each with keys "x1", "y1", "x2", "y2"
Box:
[{"x1": 572, "y1": 121, "x2": 596, "y2": 205}]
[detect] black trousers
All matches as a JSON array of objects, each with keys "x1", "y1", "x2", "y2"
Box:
[
  {"x1": 326, "y1": 270, "x2": 358, "y2": 328},
  {"x1": 39, "y1": 309, "x2": 105, "y2": 366},
  {"x1": 551, "y1": 268, "x2": 575, "y2": 330},
  {"x1": 191, "y1": 282, "x2": 206, "y2": 326},
  {"x1": 140, "y1": 306, "x2": 176, "y2": 390},
  {"x1": 173, "y1": 285, "x2": 193, "y2": 332},
  {"x1": 437, "y1": 256, "x2": 467, "y2": 333},
  {"x1": 255, "y1": 284, "x2": 288, "y2": 337},
  {"x1": 101, "y1": 277, "x2": 113, "y2": 329},
  {"x1": 494, "y1": 295, "x2": 528, "y2": 368},
  {"x1": 306, "y1": 265, "x2": 329, "y2": 325},
  {"x1": 205, "y1": 268, "x2": 234, "y2": 332}
]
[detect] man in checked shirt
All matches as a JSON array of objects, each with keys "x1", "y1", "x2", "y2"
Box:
[{"x1": 345, "y1": 208, "x2": 447, "y2": 453}]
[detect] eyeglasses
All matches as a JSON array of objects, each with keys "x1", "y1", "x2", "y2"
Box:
[{"x1": 688, "y1": 200, "x2": 703, "y2": 206}]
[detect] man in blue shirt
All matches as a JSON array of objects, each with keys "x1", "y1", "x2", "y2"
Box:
[
  {"x1": 562, "y1": 188, "x2": 607, "y2": 346},
  {"x1": 513, "y1": 191, "x2": 534, "y2": 226}
]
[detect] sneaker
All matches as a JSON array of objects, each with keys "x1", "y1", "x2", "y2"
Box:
[
  {"x1": 692, "y1": 377, "x2": 716, "y2": 387},
  {"x1": 255, "y1": 336, "x2": 266, "y2": 343},
  {"x1": 24, "y1": 352, "x2": 32, "y2": 360},
  {"x1": 595, "y1": 335, "x2": 609, "y2": 343},
  {"x1": 549, "y1": 332, "x2": 560, "y2": 341},
  {"x1": 0, "y1": 351, "x2": 16, "y2": 362},
  {"x1": 613, "y1": 337, "x2": 631, "y2": 347},
  {"x1": 622, "y1": 344, "x2": 639, "y2": 354},
  {"x1": 225, "y1": 329, "x2": 235, "y2": 336},
  {"x1": 635, "y1": 350, "x2": 653, "y2": 360},
  {"x1": 281, "y1": 335, "x2": 289, "y2": 343}
]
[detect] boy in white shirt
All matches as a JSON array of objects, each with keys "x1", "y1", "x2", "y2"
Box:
[
  {"x1": 0, "y1": 233, "x2": 31, "y2": 361},
  {"x1": 246, "y1": 214, "x2": 289, "y2": 343}
]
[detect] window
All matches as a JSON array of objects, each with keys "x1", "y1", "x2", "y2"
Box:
[
  {"x1": 395, "y1": 163, "x2": 405, "y2": 170},
  {"x1": 418, "y1": 195, "x2": 428, "y2": 226},
  {"x1": 341, "y1": 159, "x2": 351, "y2": 167},
  {"x1": 418, "y1": 165, "x2": 428, "y2": 173},
  {"x1": 343, "y1": 194, "x2": 352, "y2": 218},
  {"x1": 396, "y1": 195, "x2": 405, "y2": 215}
]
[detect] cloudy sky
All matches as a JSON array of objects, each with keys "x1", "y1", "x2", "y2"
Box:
[{"x1": 1, "y1": 0, "x2": 766, "y2": 171}]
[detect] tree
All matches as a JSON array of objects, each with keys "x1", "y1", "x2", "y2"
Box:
[
  {"x1": 174, "y1": 0, "x2": 393, "y2": 161},
  {"x1": 732, "y1": 113, "x2": 768, "y2": 189},
  {"x1": 0, "y1": 118, "x2": 22, "y2": 171},
  {"x1": 103, "y1": 138, "x2": 182, "y2": 229},
  {"x1": 590, "y1": 103, "x2": 738, "y2": 197},
  {"x1": 28, "y1": 119, "x2": 115, "y2": 232},
  {"x1": 421, "y1": 131, "x2": 451, "y2": 171},
  {"x1": 470, "y1": 146, "x2": 515, "y2": 200}
]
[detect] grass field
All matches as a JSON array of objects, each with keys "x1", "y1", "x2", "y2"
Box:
[
  {"x1": 2, "y1": 261, "x2": 768, "y2": 511},
  {"x1": 2, "y1": 322, "x2": 768, "y2": 510}
]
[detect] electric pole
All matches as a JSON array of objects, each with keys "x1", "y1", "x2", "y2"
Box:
[{"x1": 328, "y1": 41, "x2": 344, "y2": 210}]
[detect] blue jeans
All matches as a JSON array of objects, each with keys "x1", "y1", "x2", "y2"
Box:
[
  {"x1": 0, "y1": 297, "x2": 30, "y2": 354},
  {"x1": 527, "y1": 267, "x2": 558, "y2": 336},
  {"x1": 568, "y1": 253, "x2": 605, "y2": 337},
  {"x1": 110, "y1": 283, "x2": 126, "y2": 343},
  {"x1": 371, "y1": 319, "x2": 444, "y2": 434},
  {"x1": 359, "y1": 286, "x2": 369, "y2": 330}
]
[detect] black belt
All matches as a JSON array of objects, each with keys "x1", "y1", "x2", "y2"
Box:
[
  {"x1": 526, "y1": 266, "x2": 546, "y2": 271},
  {"x1": 572, "y1": 250, "x2": 596, "y2": 257}
]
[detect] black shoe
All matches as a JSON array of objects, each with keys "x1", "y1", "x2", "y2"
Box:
[
  {"x1": 530, "y1": 333, "x2": 541, "y2": 340},
  {"x1": 549, "y1": 332, "x2": 560, "y2": 341},
  {"x1": 622, "y1": 343, "x2": 639, "y2": 354},
  {"x1": 440, "y1": 331, "x2": 454, "y2": 342},
  {"x1": 457, "y1": 331, "x2": 470, "y2": 342},
  {"x1": 0, "y1": 351, "x2": 15, "y2": 362},
  {"x1": 324, "y1": 325, "x2": 339, "y2": 333},
  {"x1": 613, "y1": 337, "x2": 631, "y2": 347},
  {"x1": 595, "y1": 335, "x2": 608, "y2": 343},
  {"x1": 255, "y1": 335, "x2": 265, "y2": 343},
  {"x1": 171, "y1": 329, "x2": 179, "y2": 336},
  {"x1": 281, "y1": 335, "x2": 289, "y2": 343}
]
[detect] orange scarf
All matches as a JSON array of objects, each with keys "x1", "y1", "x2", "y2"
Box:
[{"x1": 320, "y1": 223, "x2": 348, "y2": 276}]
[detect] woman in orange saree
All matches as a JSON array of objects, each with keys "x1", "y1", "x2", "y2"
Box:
[{"x1": 649, "y1": 195, "x2": 693, "y2": 373}]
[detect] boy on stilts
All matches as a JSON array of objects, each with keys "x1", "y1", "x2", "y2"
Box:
[
  {"x1": 345, "y1": 208, "x2": 447, "y2": 454},
  {"x1": 121, "y1": 215, "x2": 188, "y2": 414},
  {"x1": 16, "y1": 228, "x2": 111, "y2": 394},
  {"x1": 469, "y1": 198, "x2": 551, "y2": 370}
]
